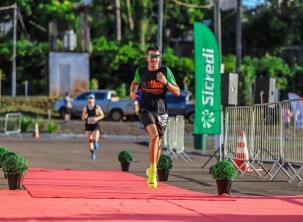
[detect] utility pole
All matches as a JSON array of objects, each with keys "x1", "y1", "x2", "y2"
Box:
[
  {"x1": 236, "y1": 0, "x2": 242, "y2": 72},
  {"x1": 0, "y1": 70, "x2": 2, "y2": 106},
  {"x1": 213, "y1": 0, "x2": 221, "y2": 57},
  {"x1": 0, "y1": 4, "x2": 18, "y2": 97},
  {"x1": 84, "y1": 5, "x2": 88, "y2": 51},
  {"x1": 82, "y1": 0, "x2": 92, "y2": 51},
  {"x1": 157, "y1": 0, "x2": 163, "y2": 52},
  {"x1": 12, "y1": 3, "x2": 17, "y2": 97},
  {"x1": 115, "y1": 0, "x2": 121, "y2": 41}
]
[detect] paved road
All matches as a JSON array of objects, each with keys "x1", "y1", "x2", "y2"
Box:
[{"x1": 0, "y1": 136, "x2": 302, "y2": 196}]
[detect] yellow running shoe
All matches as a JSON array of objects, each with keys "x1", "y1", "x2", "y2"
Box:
[
  {"x1": 147, "y1": 168, "x2": 158, "y2": 189},
  {"x1": 146, "y1": 168, "x2": 150, "y2": 176},
  {"x1": 146, "y1": 168, "x2": 158, "y2": 178}
]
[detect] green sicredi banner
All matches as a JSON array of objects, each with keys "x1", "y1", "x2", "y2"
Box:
[{"x1": 194, "y1": 22, "x2": 221, "y2": 134}]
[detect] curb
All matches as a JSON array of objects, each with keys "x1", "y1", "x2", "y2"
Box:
[
  {"x1": 0, "y1": 132, "x2": 198, "y2": 140},
  {"x1": 0, "y1": 133, "x2": 216, "y2": 141}
]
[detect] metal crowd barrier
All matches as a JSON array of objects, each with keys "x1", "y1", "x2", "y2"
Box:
[
  {"x1": 4, "y1": 112, "x2": 22, "y2": 138},
  {"x1": 163, "y1": 115, "x2": 192, "y2": 163},
  {"x1": 282, "y1": 99, "x2": 303, "y2": 186},
  {"x1": 224, "y1": 99, "x2": 303, "y2": 187}
]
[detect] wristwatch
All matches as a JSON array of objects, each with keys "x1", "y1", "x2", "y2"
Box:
[{"x1": 165, "y1": 81, "x2": 171, "y2": 87}]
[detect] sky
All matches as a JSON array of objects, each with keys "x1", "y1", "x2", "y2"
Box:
[
  {"x1": 243, "y1": 0, "x2": 266, "y2": 8},
  {"x1": 220, "y1": 0, "x2": 266, "y2": 10}
]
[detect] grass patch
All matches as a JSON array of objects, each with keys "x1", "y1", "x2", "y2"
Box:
[
  {"x1": 0, "y1": 96, "x2": 60, "y2": 119},
  {"x1": 45, "y1": 120, "x2": 59, "y2": 133}
]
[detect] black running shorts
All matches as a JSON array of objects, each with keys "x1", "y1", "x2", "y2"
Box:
[
  {"x1": 139, "y1": 111, "x2": 168, "y2": 139},
  {"x1": 85, "y1": 123, "x2": 100, "y2": 132},
  {"x1": 65, "y1": 107, "x2": 72, "y2": 114}
]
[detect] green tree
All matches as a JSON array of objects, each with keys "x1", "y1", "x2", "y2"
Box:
[
  {"x1": 288, "y1": 65, "x2": 303, "y2": 96},
  {"x1": 238, "y1": 55, "x2": 294, "y2": 105},
  {"x1": 0, "y1": 39, "x2": 48, "y2": 95},
  {"x1": 238, "y1": 56, "x2": 258, "y2": 105},
  {"x1": 164, "y1": 0, "x2": 205, "y2": 41},
  {"x1": 222, "y1": 55, "x2": 236, "y2": 73},
  {"x1": 256, "y1": 56, "x2": 293, "y2": 90},
  {"x1": 243, "y1": 0, "x2": 303, "y2": 57},
  {"x1": 1, "y1": 0, "x2": 302, "y2": 98},
  {"x1": 162, "y1": 47, "x2": 195, "y2": 92},
  {"x1": 0, "y1": 0, "x2": 78, "y2": 42},
  {"x1": 90, "y1": 37, "x2": 195, "y2": 93},
  {"x1": 243, "y1": 10, "x2": 289, "y2": 56}
]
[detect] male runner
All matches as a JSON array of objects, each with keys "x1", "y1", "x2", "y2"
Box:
[
  {"x1": 81, "y1": 94, "x2": 105, "y2": 159},
  {"x1": 129, "y1": 45, "x2": 180, "y2": 188}
]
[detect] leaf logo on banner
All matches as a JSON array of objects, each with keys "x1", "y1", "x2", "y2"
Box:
[{"x1": 201, "y1": 109, "x2": 215, "y2": 128}]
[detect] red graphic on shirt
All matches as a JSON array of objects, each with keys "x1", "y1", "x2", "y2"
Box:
[
  {"x1": 150, "y1": 79, "x2": 163, "y2": 88},
  {"x1": 142, "y1": 79, "x2": 164, "y2": 94}
]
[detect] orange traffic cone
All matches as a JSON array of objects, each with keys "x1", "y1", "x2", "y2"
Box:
[
  {"x1": 33, "y1": 123, "x2": 39, "y2": 138},
  {"x1": 234, "y1": 131, "x2": 249, "y2": 172}
]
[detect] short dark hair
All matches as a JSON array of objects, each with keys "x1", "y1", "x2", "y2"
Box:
[{"x1": 146, "y1": 45, "x2": 160, "y2": 54}]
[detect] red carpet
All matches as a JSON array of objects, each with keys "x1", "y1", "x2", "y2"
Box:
[
  {"x1": 1, "y1": 168, "x2": 303, "y2": 222},
  {"x1": 23, "y1": 168, "x2": 225, "y2": 200},
  {"x1": 1, "y1": 190, "x2": 303, "y2": 222}
]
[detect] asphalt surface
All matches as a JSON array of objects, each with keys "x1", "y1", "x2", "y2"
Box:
[{"x1": 0, "y1": 136, "x2": 302, "y2": 196}]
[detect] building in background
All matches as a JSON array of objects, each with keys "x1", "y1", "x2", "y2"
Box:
[{"x1": 49, "y1": 52, "x2": 89, "y2": 97}]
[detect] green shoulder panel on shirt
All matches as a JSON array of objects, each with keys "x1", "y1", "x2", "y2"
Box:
[
  {"x1": 134, "y1": 68, "x2": 140, "y2": 82},
  {"x1": 166, "y1": 67, "x2": 176, "y2": 84}
]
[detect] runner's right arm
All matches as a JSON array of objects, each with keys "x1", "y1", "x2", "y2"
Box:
[
  {"x1": 130, "y1": 81, "x2": 139, "y2": 101},
  {"x1": 130, "y1": 68, "x2": 141, "y2": 101},
  {"x1": 81, "y1": 106, "x2": 88, "y2": 121}
]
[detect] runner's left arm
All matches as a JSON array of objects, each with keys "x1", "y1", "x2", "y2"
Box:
[
  {"x1": 166, "y1": 68, "x2": 180, "y2": 96},
  {"x1": 95, "y1": 105, "x2": 105, "y2": 121}
]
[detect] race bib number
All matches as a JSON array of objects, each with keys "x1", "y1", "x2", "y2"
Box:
[
  {"x1": 157, "y1": 114, "x2": 168, "y2": 126},
  {"x1": 87, "y1": 117, "x2": 95, "y2": 124}
]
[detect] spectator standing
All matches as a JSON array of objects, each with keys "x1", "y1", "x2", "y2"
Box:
[
  {"x1": 64, "y1": 92, "x2": 73, "y2": 122},
  {"x1": 284, "y1": 106, "x2": 293, "y2": 138}
]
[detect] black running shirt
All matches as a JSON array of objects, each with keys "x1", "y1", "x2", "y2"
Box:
[{"x1": 133, "y1": 66, "x2": 176, "y2": 115}]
